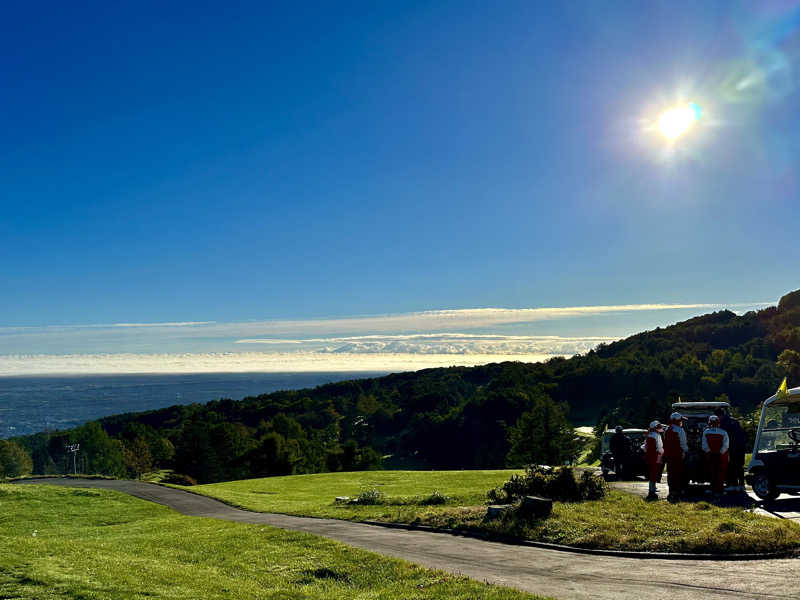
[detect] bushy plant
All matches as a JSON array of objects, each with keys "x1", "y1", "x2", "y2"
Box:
[
  {"x1": 577, "y1": 469, "x2": 606, "y2": 501},
  {"x1": 487, "y1": 465, "x2": 606, "y2": 503},
  {"x1": 419, "y1": 490, "x2": 450, "y2": 505},
  {"x1": 355, "y1": 488, "x2": 384, "y2": 505},
  {"x1": 163, "y1": 472, "x2": 198, "y2": 486}
]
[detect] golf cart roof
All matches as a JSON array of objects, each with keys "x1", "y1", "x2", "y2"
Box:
[
  {"x1": 672, "y1": 402, "x2": 730, "y2": 409},
  {"x1": 762, "y1": 387, "x2": 800, "y2": 408},
  {"x1": 603, "y1": 428, "x2": 647, "y2": 433},
  {"x1": 602, "y1": 428, "x2": 646, "y2": 438}
]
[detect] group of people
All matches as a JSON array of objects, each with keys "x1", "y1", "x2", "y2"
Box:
[{"x1": 612, "y1": 407, "x2": 746, "y2": 501}]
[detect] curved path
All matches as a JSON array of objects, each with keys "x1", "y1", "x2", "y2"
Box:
[{"x1": 14, "y1": 478, "x2": 798, "y2": 600}]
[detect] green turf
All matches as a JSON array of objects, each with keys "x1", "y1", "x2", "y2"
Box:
[
  {"x1": 0, "y1": 483, "x2": 544, "y2": 599},
  {"x1": 187, "y1": 470, "x2": 800, "y2": 554},
  {"x1": 186, "y1": 469, "x2": 520, "y2": 521}
]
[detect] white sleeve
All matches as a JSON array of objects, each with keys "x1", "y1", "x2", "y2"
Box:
[
  {"x1": 679, "y1": 428, "x2": 688, "y2": 453},
  {"x1": 701, "y1": 430, "x2": 709, "y2": 453},
  {"x1": 721, "y1": 430, "x2": 729, "y2": 454}
]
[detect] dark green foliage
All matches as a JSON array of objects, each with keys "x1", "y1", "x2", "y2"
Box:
[
  {"x1": 506, "y1": 391, "x2": 580, "y2": 467},
  {"x1": 487, "y1": 466, "x2": 607, "y2": 503},
  {"x1": 0, "y1": 440, "x2": 33, "y2": 477},
  {"x1": 74, "y1": 422, "x2": 127, "y2": 477},
  {"x1": 162, "y1": 472, "x2": 198, "y2": 486}
]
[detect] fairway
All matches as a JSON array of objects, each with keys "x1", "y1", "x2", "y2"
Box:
[
  {"x1": 186, "y1": 469, "x2": 520, "y2": 520},
  {"x1": 0, "y1": 483, "x2": 542, "y2": 600}
]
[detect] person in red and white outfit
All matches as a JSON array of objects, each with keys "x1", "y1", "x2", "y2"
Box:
[
  {"x1": 663, "y1": 412, "x2": 688, "y2": 501},
  {"x1": 702, "y1": 415, "x2": 729, "y2": 495},
  {"x1": 644, "y1": 420, "x2": 664, "y2": 500}
]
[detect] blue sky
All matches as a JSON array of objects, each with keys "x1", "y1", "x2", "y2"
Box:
[{"x1": 1, "y1": 1, "x2": 798, "y2": 371}]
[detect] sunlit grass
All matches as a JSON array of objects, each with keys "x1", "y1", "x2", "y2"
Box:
[
  {"x1": 0, "y1": 483, "x2": 544, "y2": 599},
  {"x1": 185, "y1": 469, "x2": 520, "y2": 520}
]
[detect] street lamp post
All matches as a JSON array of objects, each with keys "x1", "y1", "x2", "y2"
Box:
[{"x1": 65, "y1": 443, "x2": 80, "y2": 475}]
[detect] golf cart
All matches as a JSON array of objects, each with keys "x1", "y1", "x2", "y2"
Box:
[
  {"x1": 600, "y1": 428, "x2": 647, "y2": 479},
  {"x1": 746, "y1": 387, "x2": 800, "y2": 500},
  {"x1": 671, "y1": 401, "x2": 731, "y2": 484}
]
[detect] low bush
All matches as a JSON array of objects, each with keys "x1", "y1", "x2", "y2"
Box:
[
  {"x1": 163, "y1": 473, "x2": 198, "y2": 486},
  {"x1": 419, "y1": 490, "x2": 450, "y2": 505},
  {"x1": 354, "y1": 488, "x2": 384, "y2": 505},
  {"x1": 487, "y1": 466, "x2": 606, "y2": 504}
]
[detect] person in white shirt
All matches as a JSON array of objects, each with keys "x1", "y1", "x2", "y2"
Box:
[
  {"x1": 702, "y1": 415, "x2": 730, "y2": 495},
  {"x1": 643, "y1": 420, "x2": 664, "y2": 500}
]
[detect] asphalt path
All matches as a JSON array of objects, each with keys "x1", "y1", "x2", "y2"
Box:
[
  {"x1": 609, "y1": 478, "x2": 800, "y2": 521},
  {"x1": 14, "y1": 478, "x2": 800, "y2": 600}
]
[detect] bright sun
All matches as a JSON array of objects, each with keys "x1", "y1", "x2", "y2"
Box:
[{"x1": 657, "y1": 102, "x2": 701, "y2": 139}]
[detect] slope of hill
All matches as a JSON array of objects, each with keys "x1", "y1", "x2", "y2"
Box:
[{"x1": 15, "y1": 290, "x2": 800, "y2": 483}]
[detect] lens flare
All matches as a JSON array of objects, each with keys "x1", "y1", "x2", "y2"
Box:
[{"x1": 657, "y1": 103, "x2": 701, "y2": 139}]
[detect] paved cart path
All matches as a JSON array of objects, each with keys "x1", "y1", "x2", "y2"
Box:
[
  {"x1": 610, "y1": 478, "x2": 800, "y2": 520},
  {"x1": 14, "y1": 478, "x2": 800, "y2": 600}
]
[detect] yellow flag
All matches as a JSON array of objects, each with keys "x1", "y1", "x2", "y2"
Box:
[{"x1": 778, "y1": 377, "x2": 788, "y2": 396}]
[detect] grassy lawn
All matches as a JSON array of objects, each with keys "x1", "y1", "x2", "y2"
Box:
[
  {"x1": 186, "y1": 469, "x2": 520, "y2": 521},
  {"x1": 185, "y1": 470, "x2": 800, "y2": 555},
  {"x1": 0, "y1": 483, "x2": 544, "y2": 600}
]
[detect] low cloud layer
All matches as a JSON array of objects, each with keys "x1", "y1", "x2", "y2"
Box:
[
  {"x1": 0, "y1": 301, "x2": 771, "y2": 373},
  {"x1": 0, "y1": 352, "x2": 560, "y2": 376},
  {"x1": 234, "y1": 333, "x2": 617, "y2": 355}
]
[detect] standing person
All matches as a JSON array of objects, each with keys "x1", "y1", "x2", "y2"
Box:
[
  {"x1": 609, "y1": 425, "x2": 629, "y2": 480},
  {"x1": 644, "y1": 420, "x2": 664, "y2": 500},
  {"x1": 702, "y1": 415, "x2": 729, "y2": 496},
  {"x1": 663, "y1": 412, "x2": 688, "y2": 501},
  {"x1": 715, "y1": 408, "x2": 746, "y2": 492}
]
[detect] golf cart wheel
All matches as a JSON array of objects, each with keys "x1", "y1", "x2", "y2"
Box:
[{"x1": 752, "y1": 473, "x2": 779, "y2": 501}]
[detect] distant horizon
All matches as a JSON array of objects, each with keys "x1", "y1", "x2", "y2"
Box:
[{"x1": 0, "y1": 299, "x2": 772, "y2": 376}]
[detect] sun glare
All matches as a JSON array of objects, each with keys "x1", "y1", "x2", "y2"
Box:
[{"x1": 657, "y1": 102, "x2": 701, "y2": 139}]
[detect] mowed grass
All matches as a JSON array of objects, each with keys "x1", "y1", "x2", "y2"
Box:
[
  {"x1": 0, "y1": 483, "x2": 545, "y2": 600},
  {"x1": 187, "y1": 471, "x2": 800, "y2": 554},
  {"x1": 186, "y1": 469, "x2": 520, "y2": 521}
]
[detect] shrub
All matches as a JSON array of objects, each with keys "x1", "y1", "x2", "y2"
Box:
[
  {"x1": 487, "y1": 466, "x2": 606, "y2": 504},
  {"x1": 163, "y1": 473, "x2": 198, "y2": 486},
  {"x1": 577, "y1": 469, "x2": 606, "y2": 501},
  {"x1": 420, "y1": 490, "x2": 450, "y2": 505},
  {"x1": 355, "y1": 488, "x2": 384, "y2": 505}
]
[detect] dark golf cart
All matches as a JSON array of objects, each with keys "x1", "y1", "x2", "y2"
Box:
[
  {"x1": 747, "y1": 387, "x2": 800, "y2": 500},
  {"x1": 671, "y1": 401, "x2": 731, "y2": 484},
  {"x1": 600, "y1": 428, "x2": 647, "y2": 479}
]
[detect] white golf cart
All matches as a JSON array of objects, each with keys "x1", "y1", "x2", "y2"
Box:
[{"x1": 747, "y1": 387, "x2": 800, "y2": 500}]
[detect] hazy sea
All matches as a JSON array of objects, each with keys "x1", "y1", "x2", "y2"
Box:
[{"x1": 0, "y1": 371, "x2": 386, "y2": 438}]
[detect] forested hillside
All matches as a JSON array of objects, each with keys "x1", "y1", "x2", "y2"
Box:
[{"x1": 11, "y1": 290, "x2": 800, "y2": 483}]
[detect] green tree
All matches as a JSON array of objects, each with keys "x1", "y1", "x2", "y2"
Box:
[
  {"x1": 777, "y1": 349, "x2": 800, "y2": 382},
  {"x1": 74, "y1": 422, "x2": 127, "y2": 477},
  {"x1": 123, "y1": 436, "x2": 153, "y2": 479},
  {"x1": 0, "y1": 440, "x2": 33, "y2": 477},
  {"x1": 506, "y1": 391, "x2": 580, "y2": 467}
]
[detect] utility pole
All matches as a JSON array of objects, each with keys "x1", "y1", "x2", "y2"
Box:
[{"x1": 65, "y1": 444, "x2": 80, "y2": 475}]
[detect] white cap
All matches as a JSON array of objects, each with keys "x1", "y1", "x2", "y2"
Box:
[
  {"x1": 670, "y1": 412, "x2": 682, "y2": 422},
  {"x1": 649, "y1": 420, "x2": 663, "y2": 430},
  {"x1": 708, "y1": 415, "x2": 719, "y2": 424}
]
